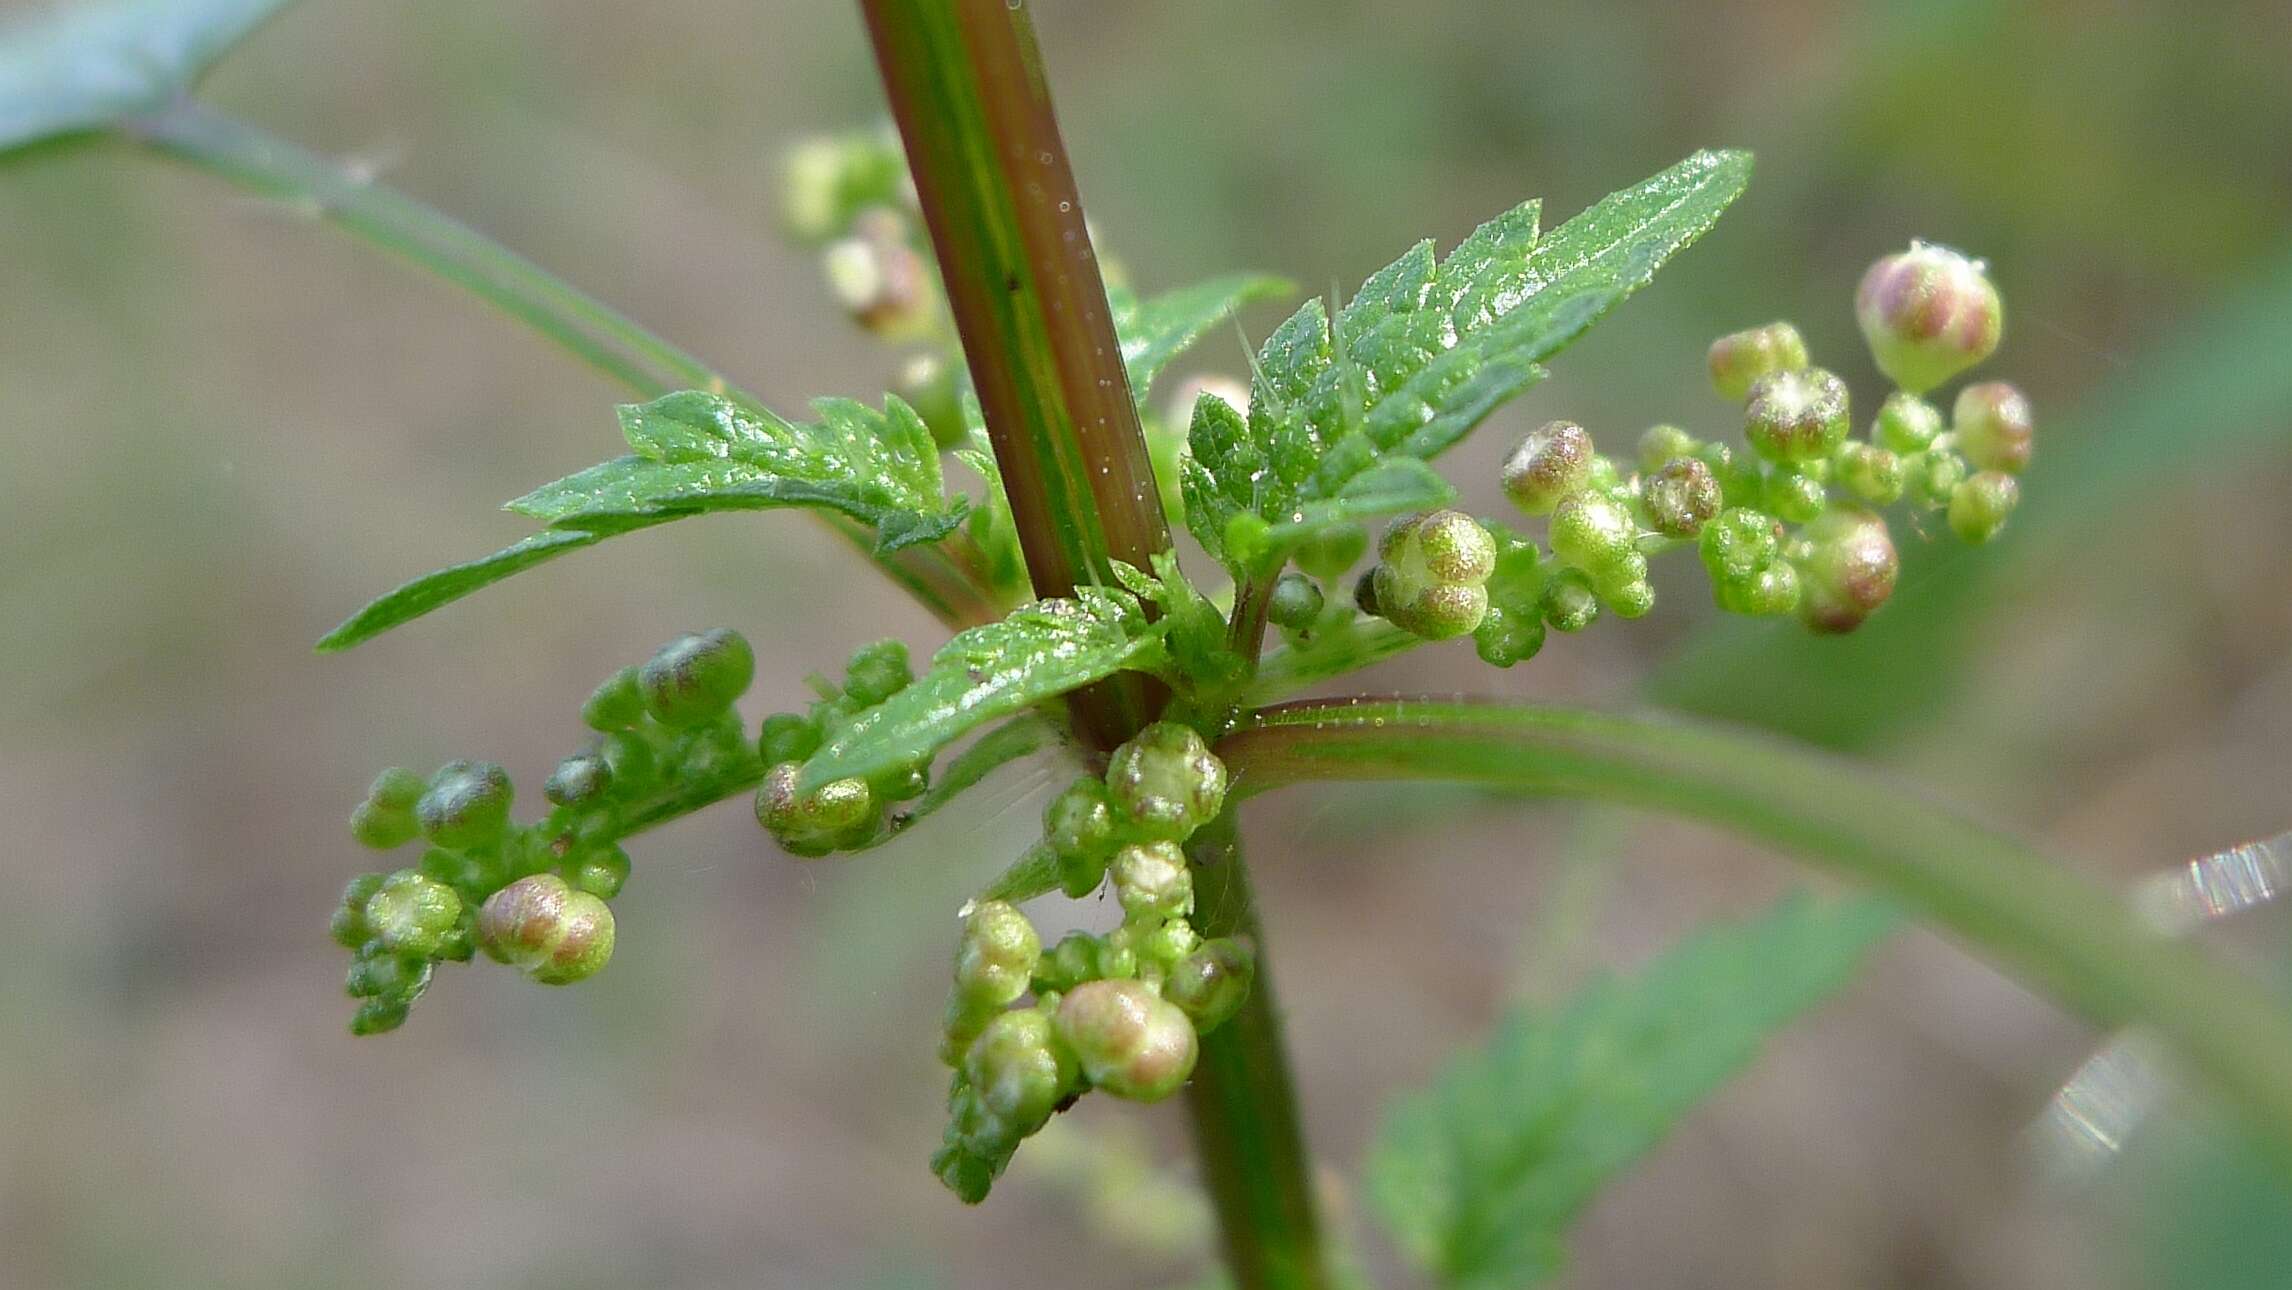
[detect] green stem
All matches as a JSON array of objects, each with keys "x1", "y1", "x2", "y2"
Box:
[
  {"x1": 858, "y1": 0, "x2": 1168, "y2": 749},
  {"x1": 122, "y1": 98, "x2": 1004, "y2": 630},
  {"x1": 1219, "y1": 697, "x2": 2292, "y2": 1178}
]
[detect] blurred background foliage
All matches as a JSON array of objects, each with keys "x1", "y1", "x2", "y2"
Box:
[{"x1": 3, "y1": 0, "x2": 2289, "y2": 1286}]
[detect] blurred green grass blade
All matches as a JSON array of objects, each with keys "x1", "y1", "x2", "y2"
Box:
[
  {"x1": 1368, "y1": 893, "x2": 1892, "y2": 1288},
  {"x1": 1650, "y1": 244, "x2": 2292, "y2": 749},
  {"x1": 0, "y1": 0, "x2": 296, "y2": 154}
]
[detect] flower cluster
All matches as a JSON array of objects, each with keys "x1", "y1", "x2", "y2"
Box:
[{"x1": 932, "y1": 722, "x2": 1254, "y2": 1203}]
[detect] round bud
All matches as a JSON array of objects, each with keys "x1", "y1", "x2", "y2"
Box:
[
  {"x1": 1352, "y1": 570, "x2": 1383, "y2": 618},
  {"x1": 778, "y1": 138, "x2": 849, "y2": 244},
  {"x1": 823, "y1": 210, "x2": 933, "y2": 338},
  {"x1": 1947, "y1": 471, "x2": 2020, "y2": 544},
  {"x1": 1952, "y1": 381, "x2": 2033, "y2": 474},
  {"x1": 1472, "y1": 604, "x2": 1547, "y2": 669},
  {"x1": 488, "y1": 875, "x2": 613, "y2": 986},
  {"x1": 1105, "y1": 723, "x2": 1228, "y2": 842},
  {"x1": 367, "y1": 767, "x2": 427, "y2": 811},
  {"x1": 1706, "y1": 321, "x2": 1810, "y2": 402},
  {"x1": 1873, "y1": 392, "x2": 1944, "y2": 454},
  {"x1": 581, "y1": 666, "x2": 647, "y2": 732},
  {"x1": 1292, "y1": 523, "x2": 1369, "y2": 580},
  {"x1": 757, "y1": 712, "x2": 822, "y2": 767},
  {"x1": 1796, "y1": 509, "x2": 1899, "y2": 633},
  {"x1": 345, "y1": 947, "x2": 432, "y2": 1000},
  {"x1": 349, "y1": 799, "x2": 418, "y2": 851},
  {"x1": 330, "y1": 872, "x2": 388, "y2": 948},
  {"x1": 755, "y1": 762, "x2": 876, "y2": 855},
  {"x1": 1133, "y1": 918, "x2": 1201, "y2": 968},
  {"x1": 1541, "y1": 571, "x2": 1601, "y2": 633},
  {"x1": 1376, "y1": 571, "x2": 1489, "y2": 641},
  {"x1": 1762, "y1": 466, "x2": 1828, "y2": 524},
  {"x1": 1643, "y1": 457, "x2": 1722, "y2": 537},
  {"x1": 415, "y1": 760, "x2": 513, "y2": 849},
  {"x1": 955, "y1": 900, "x2": 1042, "y2": 1008},
  {"x1": 1699, "y1": 507, "x2": 1783, "y2": 582},
  {"x1": 1411, "y1": 510, "x2": 1497, "y2": 585},
  {"x1": 844, "y1": 639, "x2": 914, "y2": 708},
  {"x1": 1111, "y1": 841, "x2": 1194, "y2": 921},
  {"x1": 1548, "y1": 490, "x2": 1641, "y2": 581},
  {"x1": 349, "y1": 998, "x2": 411, "y2": 1036},
  {"x1": 1266, "y1": 572, "x2": 1325, "y2": 634},
  {"x1": 543, "y1": 753, "x2": 612, "y2": 807},
  {"x1": 1604, "y1": 578, "x2": 1656, "y2": 619},
  {"x1": 963, "y1": 1009, "x2": 1077, "y2": 1135},
  {"x1": 1045, "y1": 777, "x2": 1118, "y2": 866},
  {"x1": 1637, "y1": 424, "x2": 1700, "y2": 474},
  {"x1": 1501, "y1": 421, "x2": 1595, "y2": 515},
  {"x1": 1855, "y1": 241, "x2": 2003, "y2": 394},
  {"x1": 1744, "y1": 368, "x2": 1850, "y2": 463},
  {"x1": 895, "y1": 353, "x2": 968, "y2": 451},
  {"x1": 570, "y1": 845, "x2": 632, "y2": 899},
  {"x1": 1716, "y1": 560, "x2": 1802, "y2": 617},
  {"x1": 1165, "y1": 938, "x2": 1256, "y2": 1033},
  {"x1": 1836, "y1": 442, "x2": 1905, "y2": 506},
  {"x1": 1054, "y1": 979, "x2": 1199, "y2": 1102},
  {"x1": 640, "y1": 629, "x2": 756, "y2": 728},
  {"x1": 364, "y1": 871, "x2": 463, "y2": 957},
  {"x1": 1906, "y1": 449, "x2": 1969, "y2": 510}
]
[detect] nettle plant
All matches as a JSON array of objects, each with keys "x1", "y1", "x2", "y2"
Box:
[{"x1": 17, "y1": 2, "x2": 2292, "y2": 1286}]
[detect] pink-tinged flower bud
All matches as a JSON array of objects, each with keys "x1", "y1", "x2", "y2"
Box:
[
  {"x1": 1951, "y1": 381, "x2": 2033, "y2": 473},
  {"x1": 1836, "y1": 442, "x2": 1905, "y2": 506},
  {"x1": 1744, "y1": 368, "x2": 1850, "y2": 463},
  {"x1": 1054, "y1": 979, "x2": 1198, "y2": 1102},
  {"x1": 962, "y1": 1009, "x2": 1077, "y2": 1135},
  {"x1": 1643, "y1": 457, "x2": 1722, "y2": 537},
  {"x1": 954, "y1": 900, "x2": 1042, "y2": 1008},
  {"x1": 478, "y1": 873, "x2": 615, "y2": 985},
  {"x1": 823, "y1": 209, "x2": 934, "y2": 338},
  {"x1": 1796, "y1": 510, "x2": 1898, "y2": 633},
  {"x1": 1706, "y1": 322, "x2": 1809, "y2": 402},
  {"x1": 1105, "y1": 723, "x2": 1228, "y2": 842},
  {"x1": 1948, "y1": 470, "x2": 2020, "y2": 544},
  {"x1": 1110, "y1": 841, "x2": 1193, "y2": 921},
  {"x1": 1500, "y1": 421, "x2": 1594, "y2": 515},
  {"x1": 1855, "y1": 242, "x2": 2003, "y2": 394}
]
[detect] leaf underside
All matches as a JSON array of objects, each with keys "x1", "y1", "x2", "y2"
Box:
[
  {"x1": 1184, "y1": 149, "x2": 1752, "y2": 569},
  {"x1": 1367, "y1": 891, "x2": 1891, "y2": 1290},
  {"x1": 0, "y1": 0, "x2": 298, "y2": 156}
]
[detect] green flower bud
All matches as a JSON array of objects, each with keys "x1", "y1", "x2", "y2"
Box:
[
  {"x1": 955, "y1": 900, "x2": 1042, "y2": 1008},
  {"x1": 1105, "y1": 723, "x2": 1227, "y2": 843},
  {"x1": 346, "y1": 947, "x2": 432, "y2": 1000},
  {"x1": 330, "y1": 872, "x2": 388, "y2": 948},
  {"x1": 582, "y1": 666, "x2": 647, "y2": 732},
  {"x1": 1762, "y1": 465, "x2": 1828, "y2": 524},
  {"x1": 570, "y1": 844, "x2": 632, "y2": 900},
  {"x1": 1266, "y1": 572, "x2": 1325, "y2": 634},
  {"x1": 1111, "y1": 841, "x2": 1194, "y2": 921},
  {"x1": 1836, "y1": 442, "x2": 1905, "y2": 506},
  {"x1": 543, "y1": 753, "x2": 612, "y2": 807},
  {"x1": 478, "y1": 873, "x2": 615, "y2": 985},
  {"x1": 1952, "y1": 381, "x2": 2033, "y2": 474},
  {"x1": 417, "y1": 845, "x2": 490, "y2": 895},
  {"x1": 1165, "y1": 937, "x2": 1256, "y2": 1033},
  {"x1": 1549, "y1": 490, "x2": 1640, "y2": 580},
  {"x1": 349, "y1": 799, "x2": 418, "y2": 851},
  {"x1": 1039, "y1": 933, "x2": 1099, "y2": 992},
  {"x1": 1706, "y1": 321, "x2": 1810, "y2": 402},
  {"x1": 1796, "y1": 509, "x2": 1898, "y2": 633},
  {"x1": 1292, "y1": 523, "x2": 1369, "y2": 580},
  {"x1": 823, "y1": 209, "x2": 934, "y2": 338},
  {"x1": 757, "y1": 712, "x2": 823, "y2": 767},
  {"x1": 1636, "y1": 424, "x2": 1700, "y2": 473},
  {"x1": 1375, "y1": 575, "x2": 1489, "y2": 641},
  {"x1": 1906, "y1": 449, "x2": 1969, "y2": 510},
  {"x1": 1714, "y1": 561, "x2": 1801, "y2": 617},
  {"x1": 756, "y1": 762, "x2": 876, "y2": 856},
  {"x1": 1603, "y1": 577, "x2": 1656, "y2": 619},
  {"x1": 365, "y1": 871, "x2": 463, "y2": 957},
  {"x1": 777, "y1": 138, "x2": 852, "y2": 244},
  {"x1": 1873, "y1": 392, "x2": 1944, "y2": 454},
  {"x1": 895, "y1": 353, "x2": 968, "y2": 451},
  {"x1": 414, "y1": 760, "x2": 513, "y2": 849},
  {"x1": 1541, "y1": 570, "x2": 1601, "y2": 632},
  {"x1": 844, "y1": 639, "x2": 914, "y2": 708},
  {"x1": 1744, "y1": 368, "x2": 1850, "y2": 463},
  {"x1": 595, "y1": 730, "x2": 656, "y2": 796},
  {"x1": 1699, "y1": 507, "x2": 1782, "y2": 582},
  {"x1": 963, "y1": 1009, "x2": 1077, "y2": 1136},
  {"x1": 1132, "y1": 918, "x2": 1201, "y2": 969},
  {"x1": 1472, "y1": 603, "x2": 1547, "y2": 668},
  {"x1": 1054, "y1": 979, "x2": 1199, "y2": 1102},
  {"x1": 1501, "y1": 421, "x2": 1595, "y2": 515},
  {"x1": 368, "y1": 767, "x2": 427, "y2": 811},
  {"x1": 349, "y1": 998, "x2": 411, "y2": 1036},
  {"x1": 639, "y1": 629, "x2": 755, "y2": 728},
  {"x1": 1855, "y1": 241, "x2": 2003, "y2": 395},
  {"x1": 1045, "y1": 776, "x2": 1118, "y2": 883},
  {"x1": 1947, "y1": 470, "x2": 2020, "y2": 544},
  {"x1": 1643, "y1": 457, "x2": 1722, "y2": 537}
]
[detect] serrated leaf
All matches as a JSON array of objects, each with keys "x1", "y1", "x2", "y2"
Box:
[
  {"x1": 315, "y1": 524, "x2": 656, "y2": 653},
  {"x1": 800, "y1": 586, "x2": 1166, "y2": 790},
  {"x1": 510, "y1": 390, "x2": 965, "y2": 554},
  {"x1": 1367, "y1": 892, "x2": 1890, "y2": 1290},
  {"x1": 1187, "y1": 150, "x2": 1751, "y2": 571},
  {"x1": 1110, "y1": 273, "x2": 1293, "y2": 405},
  {"x1": 0, "y1": 0, "x2": 296, "y2": 154}
]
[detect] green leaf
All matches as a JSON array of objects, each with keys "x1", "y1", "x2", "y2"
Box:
[
  {"x1": 315, "y1": 524, "x2": 654, "y2": 653},
  {"x1": 0, "y1": 0, "x2": 296, "y2": 155},
  {"x1": 1367, "y1": 893, "x2": 1892, "y2": 1289},
  {"x1": 1109, "y1": 273, "x2": 1293, "y2": 405},
  {"x1": 800, "y1": 586, "x2": 1166, "y2": 790},
  {"x1": 510, "y1": 390, "x2": 966, "y2": 554},
  {"x1": 1184, "y1": 150, "x2": 1751, "y2": 569}
]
